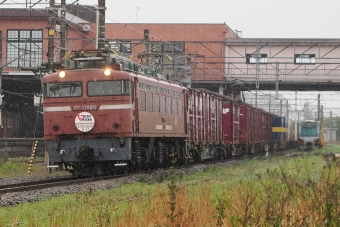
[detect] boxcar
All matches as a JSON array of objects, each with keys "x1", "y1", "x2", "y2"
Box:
[
  {"x1": 238, "y1": 104, "x2": 270, "y2": 154},
  {"x1": 272, "y1": 116, "x2": 288, "y2": 149},
  {"x1": 187, "y1": 89, "x2": 223, "y2": 160}
]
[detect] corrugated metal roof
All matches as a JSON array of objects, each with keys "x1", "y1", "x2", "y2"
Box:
[{"x1": 0, "y1": 5, "x2": 96, "y2": 23}]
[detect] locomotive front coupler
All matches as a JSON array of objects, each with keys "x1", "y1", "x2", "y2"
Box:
[{"x1": 120, "y1": 137, "x2": 125, "y2": 147}]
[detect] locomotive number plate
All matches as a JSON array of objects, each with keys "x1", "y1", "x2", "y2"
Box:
[{"x1": 73, "y1": 105, "x2": 97, "y2": 111}]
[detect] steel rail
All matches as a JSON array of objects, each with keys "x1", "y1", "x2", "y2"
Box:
[{"x1": 0, "y1": 151, "x2": 272, "y2": 195}]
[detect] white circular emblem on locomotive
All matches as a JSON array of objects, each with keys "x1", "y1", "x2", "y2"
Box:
[{"x1": 75, "y1": 112, "x2": 95, "y2": 132}]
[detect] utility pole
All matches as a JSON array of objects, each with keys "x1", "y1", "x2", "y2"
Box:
[
  {"x1": 48, "y1": 0, "x2": 55, "y2": 70},
  {"x1": 286, "y1": 100, "x2": 289, "y2": 119},
  {"x1": 60, "y1": 0, "x2": 66, "y2": 63},
  {"x1": 317, "y1": 94, "x2": 320, "y2": 121},
  {"x1": 330, "y1": 111, "x2": 333, "y2": 142},
  {"x1": 255, "y1": 90, "x2": 257, "y2": 108},
  {"x1": 186, "y1": 54, "x2": 192, "y2": 88},
  {"x1": 295, "y1": 91, "x2": 297, "y2": 111},
  {"x1": 96, "y1": 0, "x2": 106, "y2": 49},
  {"x1": 0, "y1": 30, "x2": 2, "y2": 71},
  {"x1": 268, "y1": 92, "x2": 271, "y2": 113},
  {"x1": 143, "y1": 29, "x2": 149, "y2": 65},
  {"x1": 172, "y1": 43, "x2": 175, "y2": 78},
  {"x1": 255, "y1": 41, "x2": 260, "y2": 89},
  {"x1": 0, "y1": 30, "x2": 2, "y2": 110},
  {"x1": 275, "y1": 62, "x2": 279, "y2": 99}
]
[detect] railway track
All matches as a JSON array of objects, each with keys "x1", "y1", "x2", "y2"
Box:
[
  {"x1": 0, "y1": 175, "x2": 121, "y2": 194},
  {"x1": 0, "y1": 152, "x2": 270, "y2": 195}
]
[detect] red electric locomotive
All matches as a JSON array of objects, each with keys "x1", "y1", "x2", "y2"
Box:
[{"x1": 43, "y1": 50, "x2": 188, "y2": 175}]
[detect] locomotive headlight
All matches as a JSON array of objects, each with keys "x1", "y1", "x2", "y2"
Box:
[
  {"x1": 104, "y1": 68, "x2": 111, "y2": 76},
  {"x1": 59, "y1": 70, "x2": 66, "y2": 78}
]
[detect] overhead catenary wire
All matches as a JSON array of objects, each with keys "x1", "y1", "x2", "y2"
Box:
[{"x1": 2, "y1": 1, "x2": 339, "y2": 116}]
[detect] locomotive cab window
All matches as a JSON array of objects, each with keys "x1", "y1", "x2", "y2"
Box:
[
  {"x1": 43, "y1": 82, "x2": 82, "y2": 98},
  {"x1": 87, "y1": 80, "x2": 130, "y2": 96}
]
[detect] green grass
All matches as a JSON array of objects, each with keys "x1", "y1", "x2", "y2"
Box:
[
  {"x1": 0, "y1": 157, "x2": 68, "y2": 179},
  {"x1": 1, "y1": 144, "x2": 340, "y2": 226},
  {"x1": 0, "y1": 182, "x2": 159, "y2": 226}
]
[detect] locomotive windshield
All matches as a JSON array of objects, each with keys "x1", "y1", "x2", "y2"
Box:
[
  {"x1": 43, "y1": 82, "x2": 82, "y2": 98},
  {"x1": 300, "y1": 121, "x2": 319, "y2": 137},
  {"x1": 87, "y1": 80, "x2": 130, "y2": 96},
  {"x1": 300, "y1": 126, "x2": 318, "y2": 137}
]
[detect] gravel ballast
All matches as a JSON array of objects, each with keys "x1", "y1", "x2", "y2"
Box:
[{"x1": 0, "y1": 161, "x2": 237, "y2": 207}]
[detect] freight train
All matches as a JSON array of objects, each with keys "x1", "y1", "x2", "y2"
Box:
[{"x1": 43, "y1": 50, "x2": 319, "y2": 176}]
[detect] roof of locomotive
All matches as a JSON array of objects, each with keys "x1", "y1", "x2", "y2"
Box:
[
  {"x1": 43, "y1": 49, "x2": 186, "y2": 91},
  {"x1": 42, "y1": 65, "x2": 184, "y2": 87},
  {"x1": 42, "y1": 68, "x2": 128, "y2": 81}
]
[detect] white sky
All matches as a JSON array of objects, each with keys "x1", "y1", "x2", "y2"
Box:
[
  {"x1": 3, "y1": 0, "x2": 340, "y2": 117},
  {"x1": 4, "y1": 0, "x2": 339, "y2": 37},
  {"x1": 77, "y1": 0, "x2": 340, "y2": 39}
]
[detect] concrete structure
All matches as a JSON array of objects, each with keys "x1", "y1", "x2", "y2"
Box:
[{"x1": 324, "y1": 128, "x2": 338, "y2": 143}]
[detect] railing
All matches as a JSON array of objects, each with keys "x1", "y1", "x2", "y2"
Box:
[{"x1": 226, "y1": 68, "x2": 340, "y2": 82}]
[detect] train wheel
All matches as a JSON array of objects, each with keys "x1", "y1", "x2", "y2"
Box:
[
  {"x1": 193, "y1": 149, "x2": 200, "y2": 163},
  {"x1": 225, "y1": 149, "x2": 229, "y2": 159},
  {"x1": 264, "y1": 144, "x2": 269, "y2": 152},
  {"x1": 247, "y1": 146, "x2": 252, "y2": 155},
  {"x1": 108, "y1": 165, "x2": 115, "y2": 175},
  {"x1": 239, "y1": 145, "x2": 246, "y2": 156},
  {"x1": 213, "y1": 148, "x2": 220, "y2": 161},
  {"x1": 124, "y1": 165, "x2": 129, "y2": 175},
  {"x1": 227, "y1": 147, "x2": 232, "y2": 159},
  {"x1": 71, "y1": 168, "x2": 84, "y2": 178}
]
